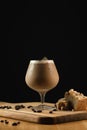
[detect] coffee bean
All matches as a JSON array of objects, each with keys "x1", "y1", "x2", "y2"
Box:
[
  {"x1": 0, "y1": 120, "x2": 4, "y2": 123},
  {"x1": 17, "y1": 121, "x2": 20, "y2": 124},
  {"x1": 49, "y1": 111, "x2": 53, "y2": 113},
  {"x1": 15, "y1": 105, "x2": 21, "y2": 110},
  {"x1": 12, "y1": 122, "x2": 18, "y2": 126},
  {"x1": 20, "y1": 105, "x2": 25, "y2": 108},
  {"x1": 27, "y1": 105, "x2": 33, "y2": 108},
  {"x1": 32, "y1": 108, "x2": 37, "y2": 112}
]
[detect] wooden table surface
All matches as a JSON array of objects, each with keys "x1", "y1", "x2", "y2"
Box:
[
  {"x1": 0, "y1": 102, "x2": 87, "y2": 130},
  {"x1": 0, "y1": 117, "x2": 87, "y2": 130}
]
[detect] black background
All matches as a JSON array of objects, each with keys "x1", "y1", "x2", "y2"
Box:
[{"x1": 4, "y1": 1, "x2": 87, "y2": 103}]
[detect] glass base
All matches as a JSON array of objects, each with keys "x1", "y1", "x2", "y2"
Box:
[{"x1": 31, "y1": 104, "x2": 56, "y2": 111}]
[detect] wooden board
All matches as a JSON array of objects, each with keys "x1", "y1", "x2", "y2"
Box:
[{"x1": 0, "y1": 102, "x2": 87, "y2": 124}]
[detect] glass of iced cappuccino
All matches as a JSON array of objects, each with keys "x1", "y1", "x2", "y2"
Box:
[{"x1": 25, "y1": 57, "x2": 59, "y2": 110}]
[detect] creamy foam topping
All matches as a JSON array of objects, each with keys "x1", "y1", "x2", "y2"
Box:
[
  {"x1": 30, "y1": 57, "x2": 54, "y2": 64},
  {"x1": 30, "y1": 60, "x2": 54, "y2": 64}
]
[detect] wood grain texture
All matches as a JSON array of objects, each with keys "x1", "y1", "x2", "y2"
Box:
[{"x1": 0, "y1": 102, "x2": 87, "y2": 124}]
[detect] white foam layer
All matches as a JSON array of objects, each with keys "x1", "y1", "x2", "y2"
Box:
[{"x1": 30, "y1": 60, "x2": 54, "y2": 64}]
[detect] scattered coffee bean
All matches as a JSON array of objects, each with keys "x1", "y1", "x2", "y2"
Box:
[
  {"x1": 12, "y1": 122, "x2": 18, "y2": 126},
  {"x1": 0, "y1": 106, "x2": 5, "y2": 109},
  {"x1": 32, "y1": 108, "x2": 37, "y2": 112},
  {"x1": 15, "y1": 105, "x2": 20, "y2": 110},
  {"x1": 15, "y1": 104, "x2": 25, "y2": 110},
  {"x1": 0, "y1": 119, "x2": 20, "y2": 126},
  {"x1": 27, "y1": 105, "x2": 33, "y2": 109},
  {"x1": 0, "y1": 106, "x2": 12, "y2": 109},
  {"x1": 0, "y1": 119, "x2": 9, "y2": 124},
  {"x1": 7, "y1": 106, "x2": 12, "y2": 109},
  {"x1": 0, "y1": 120, "x2": 4, "y2": 123},
  {"x1": 12, "y1": 121, "x2": 20, "y2": 126},
  {"x1": 49, "y1": 111, "x2": 53, "y2": 113},
  {"x1": 17, "y1": 121, "x2": 20, "y2": 124},
  {"x1": 20, "y1": 104, "x2": 25, "y2": 108}
]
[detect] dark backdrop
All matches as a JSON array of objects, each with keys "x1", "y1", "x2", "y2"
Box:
[{"x1": 4, "y1": 2, "x2": 87, "y2": 103}]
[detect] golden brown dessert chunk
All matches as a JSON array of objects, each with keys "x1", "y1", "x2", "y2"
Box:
[{"x1": 56, "y1": 89, "x2": 87, "y2": 111}]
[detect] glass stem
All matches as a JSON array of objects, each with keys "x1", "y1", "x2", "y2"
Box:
[{"x1": 39, "y1": 91, "x2": 46, "y2": 105}]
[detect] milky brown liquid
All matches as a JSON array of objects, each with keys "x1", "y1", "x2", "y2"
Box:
[{"x1": 25, "y1": 60, "x2": 59, "y2": 92}]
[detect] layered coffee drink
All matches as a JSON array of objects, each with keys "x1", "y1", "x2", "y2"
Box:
[{"x1": 25, "y1": 57, "x2": 59, "y2": 93}]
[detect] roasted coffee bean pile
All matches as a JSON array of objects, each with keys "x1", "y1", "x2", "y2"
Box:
[
  {"x1": 12, "y1": 121, "x2": 20, "y2": 126},
  {"x1": 0, "y1": 119, "x2": 9, "y2": 124},
  {"x1": 0, "y1": 105, "x2": 26, "y2": 110},
  {"x1": 15, "y1": 104, "x2": 25, "y2": 110},
  {"x1": 0, "y1": 106, "x2": 12, "y2": 109},
  {"x1": 49, "y1": 111, "x2": 53, "y2": 113},
  {"x1": 0, "y1": 119, "x2": 20, "y2": 126}
]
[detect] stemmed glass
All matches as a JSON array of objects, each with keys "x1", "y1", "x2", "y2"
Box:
[{"x1": 25, "y1": 57, "x2": 59, "y2": 110}]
